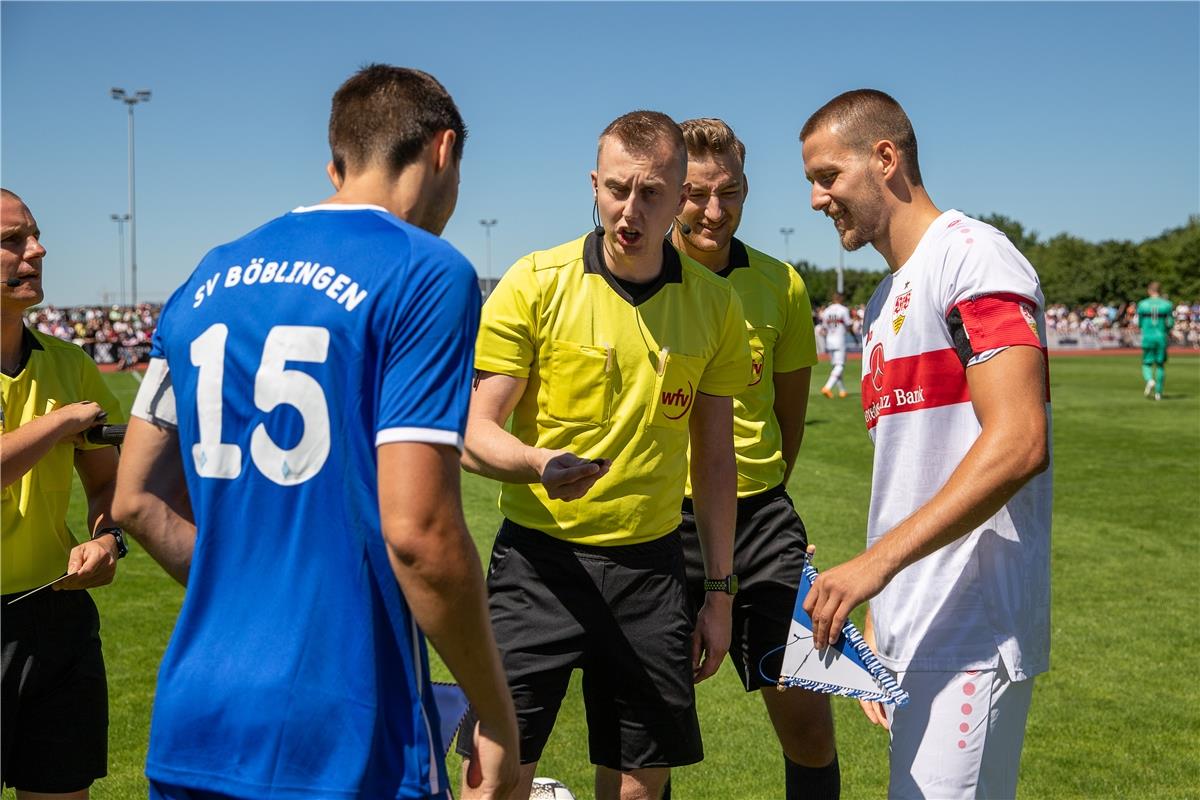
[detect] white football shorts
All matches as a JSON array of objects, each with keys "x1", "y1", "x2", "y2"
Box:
[{"x1": 884, "y1": 664, "x2": 1035, "y2": 799}]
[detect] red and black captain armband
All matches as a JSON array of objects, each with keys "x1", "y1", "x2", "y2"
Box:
[{"x1": 947, "y1": 293, "x2": 1043, "y2": 368}]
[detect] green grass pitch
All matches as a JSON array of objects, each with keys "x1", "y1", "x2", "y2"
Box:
[{"x1": 8, "y1": 353, "x2": 1196, "y2": 799}]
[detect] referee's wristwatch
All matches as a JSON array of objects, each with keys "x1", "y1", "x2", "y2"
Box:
[
  {"x1": 703, "y1": 574, "x2": 739, "y2": 595},
  {"x1": 92, "y1": 526, "x2": 129, "y2": 559}
]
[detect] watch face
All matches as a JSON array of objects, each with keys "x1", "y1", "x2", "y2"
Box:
[{"x1": 98, "y1": 528, "x2": 128, "y2": 558}]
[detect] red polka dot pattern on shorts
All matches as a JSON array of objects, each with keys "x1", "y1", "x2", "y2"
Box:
[{"x1": 956, "y1": 674, "x2": 977, "y2": 750}]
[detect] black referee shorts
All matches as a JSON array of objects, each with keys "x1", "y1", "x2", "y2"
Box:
[
  {"x1": 681, "y1": 484, "x2": 810, "y2": 691},
  {"x1": 457, "y1": 520, "x2": 702, "y2": 770},
  {"x1": 1, "y1": 587, "x2": 108, "y2": 793}
]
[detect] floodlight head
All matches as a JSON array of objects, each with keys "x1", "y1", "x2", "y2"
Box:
[
  {"x1": 111, "y1": 87, "x2": 126, "y2": 100},
  {"x1": 111, "y1": 214, "x2": 120, "y2": 221},
  {"x1": 136, "y1": 90, "x2": 151, "y2": 102}
]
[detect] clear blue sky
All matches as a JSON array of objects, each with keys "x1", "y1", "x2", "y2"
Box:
[{"x1": 3, "y1": 1, "x2": 1197, "y2": 305}]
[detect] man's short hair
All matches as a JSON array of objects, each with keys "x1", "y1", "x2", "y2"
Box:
[
  {"x1": 597, "y1": 110, "x2": 687, "y2": 180},
  {"x1": 1149, "y1": 281, "x2": 1161, "y2": 293},
  {"x1": 328, "y1": 64, "x2": 467, "y2": 180},
  {"x1": 0, "y1": 187, "x2": 20, "y2": 202},
  {"x1": 800, "y1": 89, "x2": 923, "y2": 185},
  {"x1": 680, "y1": 118, "x2": 746, "y2": 170}
]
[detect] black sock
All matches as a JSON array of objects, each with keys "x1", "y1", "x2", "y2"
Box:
[
  {"x1": 661, "y1": 776, "x2": 671, "y2": 800},
  {"x1": 785, "y1": 751, "x2": 840, "y2": 800}
]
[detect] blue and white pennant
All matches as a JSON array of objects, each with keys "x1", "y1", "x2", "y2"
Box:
[{"x1": 769, "y1": 559, "x2": 909, "y2": 706}]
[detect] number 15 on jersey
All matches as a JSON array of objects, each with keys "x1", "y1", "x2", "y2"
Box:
[{"x1": 189, "y1": 323, "x2": 332, "y2": 487}]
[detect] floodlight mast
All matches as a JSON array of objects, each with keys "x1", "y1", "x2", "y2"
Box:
[
  {"x1": 779, "y1": 227, "x2": 795, "y2": 264},
  {"x1": 110, "y1": 87, "x2": 151, "y2": 305},
  {"x1": 837, "y1": 237, "x2": 844, "y2": 294},
  {"x1": 110, "y1": 213, "x2": 130, "y2": 305},
  {"x1": 479, "y1": 219, "x2": 498, "y2": 297}
]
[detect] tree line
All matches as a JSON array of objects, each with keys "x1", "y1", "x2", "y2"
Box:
[{"x1": 796, "y1": 214, "x2": 1200, "y2": 308}]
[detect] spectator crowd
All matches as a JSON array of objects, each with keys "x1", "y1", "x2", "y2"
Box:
[
  {"x1": 811, "y1": 299, "x2": 1200, "y2": 353},
  {"x1": 24, "y1": 304, "x2": 161, "y2": 368},
  {"x1": 1043, "y1": 301, "x2": 1200, "y2": 349},
  {"x1": 22, "y1": 298, "x2": 1200, "y2": 367}
]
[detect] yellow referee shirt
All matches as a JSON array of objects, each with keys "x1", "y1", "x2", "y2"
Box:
[
  {"x1": 685, "y1": 239, "x2": 818, "y2": 497},
  {"x1": 476, "y1": 232, "x2": 750, "y2": 545},
  {"x1": 1, "y1": 328, "x2": 124, "y2": 594}
]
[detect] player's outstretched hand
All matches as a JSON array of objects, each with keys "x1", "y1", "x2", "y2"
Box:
[
  {"x1": 858, "y1": 698, "x2": 891, "y2": 730},
  {"x1": 57, "y1": 536, "x2": 118, "y2": 590},
  {"x1": 464, "y1": 718, "x2": 520, "y2": 800},
  {"x1": 855, "y1": 602, "x2": 890, "y2": 729},
  {"x1": 801, "y1": 551, "x2": 889, "y2": 650},
  {"x1": 538, "y1": 451, "x2": 611, "y2": 501},
  {"x1": 691, "y1": 593, "x2": 732, "y2": 683}
]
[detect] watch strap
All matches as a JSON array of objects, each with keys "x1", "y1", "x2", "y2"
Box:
[
  {"x1": 93, "y1": 526, "x2": 129, "y2": 559},
  {"x1": 703, "y1": 574, "x2": 738, "y2": 595}
]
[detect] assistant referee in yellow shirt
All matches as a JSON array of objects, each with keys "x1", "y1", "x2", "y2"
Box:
[
  {"x1": 671, "y1": 119, "x2": 840, "y2": 799},
  {"x1": 457, "y1": 111, "x2": 750, "y2": 800}
]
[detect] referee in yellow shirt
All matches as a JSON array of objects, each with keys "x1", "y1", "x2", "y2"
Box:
[
  {"x1": 670, "y1": 120, "x2": 840, "y2": 799},
  {"x1": 458, "y1": 111, "x2": 749, "y2": 800},
  {"x1": 2, "y1": 188, "x2": 127, "y2": 797}
]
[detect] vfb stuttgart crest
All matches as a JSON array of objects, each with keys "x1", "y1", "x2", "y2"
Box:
[
  {"x1": 1019, "y1": 302, "x2": 1039, "y2": 335},
  {"x1": 892, "y1": 286, "x2": 912, "y2": 335}
]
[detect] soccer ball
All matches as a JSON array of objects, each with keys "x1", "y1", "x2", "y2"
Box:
[{"x1": 529, "y1": 776, "x2": 577, "y2": 800}]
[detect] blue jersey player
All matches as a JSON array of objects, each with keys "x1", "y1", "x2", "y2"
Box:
[{"x1": 114, "y1": 66, "x2": 519, "y2": 800}]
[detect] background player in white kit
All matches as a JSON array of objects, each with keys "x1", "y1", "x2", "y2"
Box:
[
  {"x1": 819, "y1": 293, "x2": 852, "y2": 398},
  {"x1": 799, "y1": 89, "x2": 1052, "y2": 800}
]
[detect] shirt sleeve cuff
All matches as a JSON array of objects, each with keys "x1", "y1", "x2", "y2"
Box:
[{"x1": 375, "y1": 427, "x2": 464, "y2": 452}]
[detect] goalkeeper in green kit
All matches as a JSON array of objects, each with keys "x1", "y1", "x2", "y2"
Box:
[{"x1": 1136, "y1": 281, "x2": 1174, "y2": 400}]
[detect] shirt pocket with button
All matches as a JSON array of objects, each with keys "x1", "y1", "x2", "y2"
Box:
[{"x1": 546, "y1": 340, "x2": 613, "y2": 426}]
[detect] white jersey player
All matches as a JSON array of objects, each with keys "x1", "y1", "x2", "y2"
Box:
[{"x1": 820, "y1": 294, "x2": 852, "y2": 398}]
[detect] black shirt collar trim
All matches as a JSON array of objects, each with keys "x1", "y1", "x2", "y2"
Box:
[
  {"x1": 716, "y1": 238, "x2": 750, "y2": 279},
  {"x1": 4, "y1": 326, "x2": 43, "y2": 378},
  {"x1": 583, "y1": 231, "x2": 682, "y2": 307}
]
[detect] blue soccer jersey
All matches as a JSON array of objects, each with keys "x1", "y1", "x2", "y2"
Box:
[{"x1": 135, "y1": 204, "x2": 480, "y2": 799}]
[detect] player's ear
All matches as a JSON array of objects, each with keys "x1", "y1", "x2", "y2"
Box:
[
  {"x1": 742, "y1": 173, "x2": 750, "y2": 202},
  {"x1": 676, "y1": 181, "x2": 690, "y2": 214},
  {"x1": 325, "y1": 161, "x2": 342, "y2": 190},
  {"x1": 875, "y1": 140, "x2": 899, "y2": 182},
  {"x1": 431, "y1": 129, "x2": 457, "y2": 175},
  {"x1": 590, "y1": 170, "x2": 599, "y2": 200}
]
